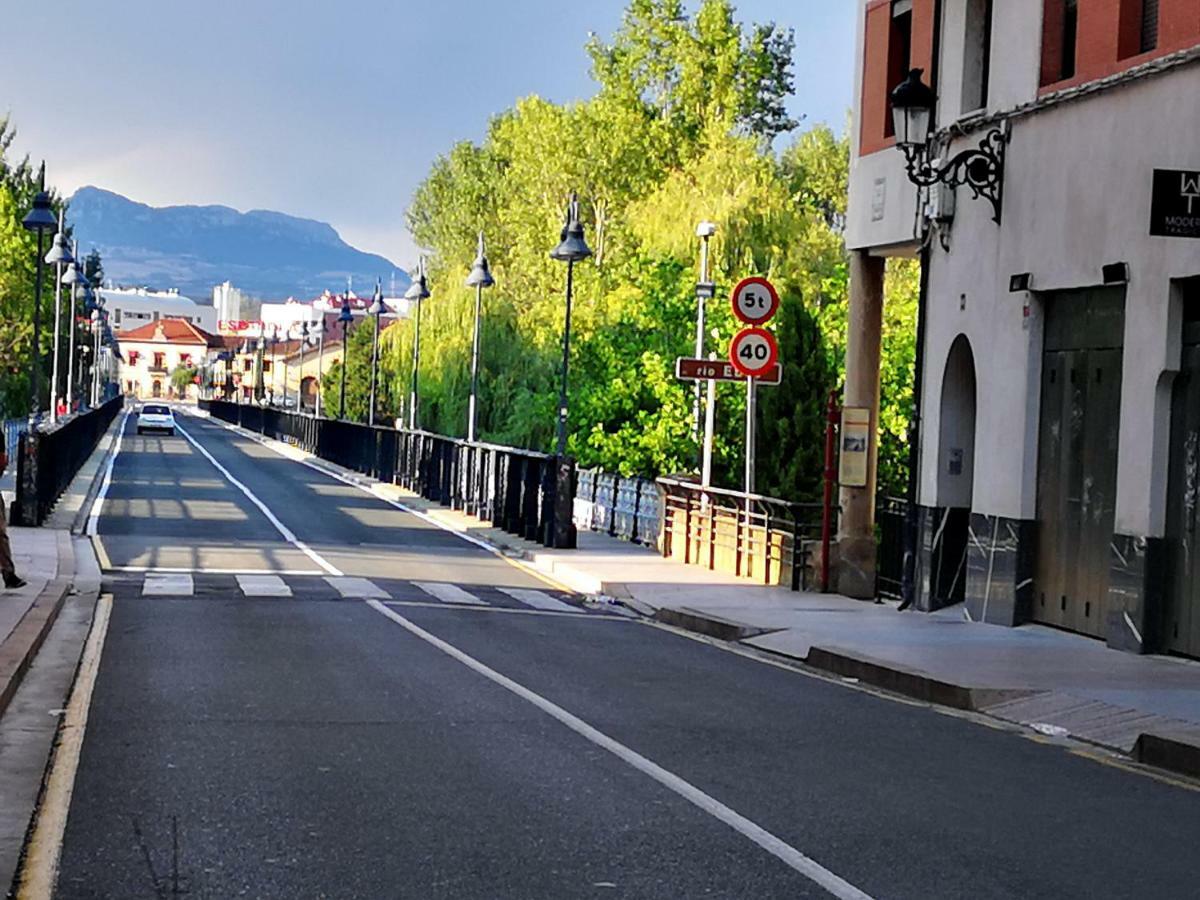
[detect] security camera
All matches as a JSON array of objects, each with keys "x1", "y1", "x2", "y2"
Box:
[{"x1": 696, "y1": 221, "x2": 717, "y2": 237}]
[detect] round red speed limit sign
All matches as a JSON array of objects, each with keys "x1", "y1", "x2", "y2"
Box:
[
  {"x1": 730, "y1": 327, "x2": 779, "y2": 378},
  {"x1": 731, "y1": 277, "x2": 779, "y2": 325}
]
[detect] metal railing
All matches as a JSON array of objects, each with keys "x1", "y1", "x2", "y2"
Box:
[
  {"x1": 200, "y1": 399, "x2": 576, "y2": 549},
  {"x1": 574, "y1": 469, "x2": 659, "y2": 547},
  {"x1": 875, "y1": 495, "x2": 909, "y2": 601},
  {"x1": 13, "y1": 396, "x2": 124, "y2": 526},
  {"x1": 657, "y1": 477, "x2": 823, "y2": 591},
  {"x1": 2, "y1": 418, "x2": 23, "y2": 461}
]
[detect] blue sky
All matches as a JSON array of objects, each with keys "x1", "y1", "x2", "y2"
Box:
[{"x1": 4, "y1": 1, "x2": 855, "y2": 267}]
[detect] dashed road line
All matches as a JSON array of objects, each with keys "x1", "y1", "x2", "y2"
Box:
[
  {"x1": 498, "y1": 587, "x2": 577, "y2": 612},
  {"x1": 236, "y1": 574, "x2": 293, "y2": 597},
  {"x1": 323, "y1": 576, "x2": 391, "y2": 599},
  {"x1": 142, "y1": 573, "x2": 194, "y2": 596},
  {"x1": 414, "y1": 582, "x2": 486, "y2": 605}
]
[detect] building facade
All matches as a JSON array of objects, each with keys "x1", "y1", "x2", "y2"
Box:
[
  {"x1": 100, "y1": 287, "x2": 218, "y2": 334},
  {"x1": 118, "y1": 318, "x2": 221, "y2": 401},
  {"x1": 847, "y1": 1, "x2": 1200, "y2": 654}
]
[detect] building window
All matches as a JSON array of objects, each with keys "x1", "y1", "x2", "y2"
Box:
[
  {"x1": 884, "y1": 0, "x2": 915, "y2": 138},
  {"x1": 153, "y1": 352, "x2": 165, "y2": 369},
  {"x1": 1041, "y1": 0, "x2": 1078, "y2": 85},
  {"x1": 114, "y1": 308, "x2": 122, "y2": 324},
  {"x1": 1120, "y1": 0, "x2": 1159, "y2": 58},
  {"x1": 243, "y1": 358, "x2": 253, "y2": 372},
  {"x1": 961, "y1": 0, "x2": 994, "y2": 112},
  {"x1": 263, "y1": 361, "x2": 272, "y2": 373}
]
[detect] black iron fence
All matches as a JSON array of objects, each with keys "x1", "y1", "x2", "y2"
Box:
[
  {"x1": 657, "y1": 478, "x2": 823, "y2": 591},
  {"x1": 875, "y1": 494, "x2": 908, "y2": 600},
  {"x1": 200, "y1": 399, "x2": 576, "y2": 549},
  {"x1": 573, "y1": 469, "x2": 659, "y2": 547},
  {"x1": 14, "y1": 395, "x2": 124, "y2": 526}
]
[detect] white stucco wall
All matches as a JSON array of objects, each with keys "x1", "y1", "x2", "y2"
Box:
[{"x1": 921, "y1": 63, "x2": 1200, "y2": 536}]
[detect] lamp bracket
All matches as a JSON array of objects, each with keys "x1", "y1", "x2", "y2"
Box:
[{"x1": 901, "y1": 128, "x2": 1006, "y2": 225}]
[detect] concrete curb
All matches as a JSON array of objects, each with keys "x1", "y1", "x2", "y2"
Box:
[
  {"x1": 1134, "y1": 732, "x2": 1200, "y2": 779},
  {"x1": 0, "y1": 573, "x2": 72, "y2": 723},
  {"x1": 654, "y1": 607, "x2": 778, "y2": 642}
]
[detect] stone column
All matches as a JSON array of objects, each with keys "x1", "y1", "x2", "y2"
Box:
[{"x1": 836, "y1": 250, "x2": 885, "y2": 599}]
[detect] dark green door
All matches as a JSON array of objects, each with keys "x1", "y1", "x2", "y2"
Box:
[
  {"x1": 1034, "y1": 289, "x2": 1124, "y2": 638},
  {"x1": 1165, "y1": 336, "x2": 1200, "y2": 657}
]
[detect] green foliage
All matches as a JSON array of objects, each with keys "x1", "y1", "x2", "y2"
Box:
[
  {"x1": 346, "y1": 0, "x2": 918, "y2": 501},
  {"x1": 170, "y1": 364, "x2": 198, "y2": 395},
  {"x1": 0, "y1": 117, "x2": 74, "y2": 418}
]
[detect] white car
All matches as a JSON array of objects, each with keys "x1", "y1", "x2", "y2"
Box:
[{"x1": 137, "y1": 403, "x2": 176, "y2": 436}]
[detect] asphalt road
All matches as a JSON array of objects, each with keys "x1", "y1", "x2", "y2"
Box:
[{"x1": 53, "y1": 410, "x2": 1200, "y2": 898}]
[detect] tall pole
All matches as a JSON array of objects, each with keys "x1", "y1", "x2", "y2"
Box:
[
  {"x1": 369, "y1": 308, "x2": 381, "y2": 427},
  {"x1": 468, "y1": 281, "x2": 483, "y2": 442},
  {"x1": 556, "y1": 259, "x2": 575, "y2": 458},
  {"x1": 701, "y1": 361, "x2": 716, "y2": 488},
  {"x1": 65, "y1": 242, "x2": 80, "y2": 414},
  {"x1": 316, "y1": 321, "x2": 325, "y2": 418},
  {"x1": 91, "y1": 319, "x2": 101, "y2": 407},
  {"x1": 270, "y1": 328, "x2": 278, "y2": 405},
  {"x1": 49, "y1": 212, "x2": 66, "y2": 423},
  {"x1": 298, "y1": 323, "x2": 308, "y2": 413},
  {"x1": 692, "y1": 231, "x2": 711, "y2": 447},
  {"x1": 339, "y1": 318, "x2": 349, "y2": 419},
  {"x1": 282, "y1": 329, "x2": 290, "y2": 409},
  {"x1": 409, "y1": 291, "x2": 422, "y2": 430},
  {"x1": 744, "y1": 375, "x2": 757, "y2": 510}
]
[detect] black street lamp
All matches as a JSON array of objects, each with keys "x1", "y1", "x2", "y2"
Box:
[
  {"x1": 367, "y1": 280, "x2": 387, "y2": 427},
  {"x1": 63, "y1": 246, "x2": 86, "y2": 414},
  {"x1": 891, "y1": 68, "x2": 1007, "y2": 224},
  {"x1": 268, "y1": 325, "x2": 280, "y2": 405},
  {"x1": 44, "y1": 218, "x2": 75, "y2": 422},
  {"x1": 338, "y1": 294, "x2": 353, "y2": 419},
  {"x1": 404, "y1": 259, "x2": 431, "y2": 430},
  {"x1": 298, "y1": 320, "x2": 310, "y2": 413},
  {"x1": 255, "y1": 334, "x2": 266, "y2": 403},
  {"x1": 89, "y1": 309, "x2": 102, "y2": 406},
  {"x1": 313, "y1": 317, "x2": 327, "y2": 418},
  {"x1": 22, "y1": 164, "x2": 57, "y2": 422},
  {"x1": 548, "y1": 193, "x2": 592, "y2": 458},
  {"x1": 465, "y1": 232, "x2": 495, "y2": 443}
]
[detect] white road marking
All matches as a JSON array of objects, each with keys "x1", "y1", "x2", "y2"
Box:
[
  {"x1": 498, "y1": 587, "x2": 576, "y2": 612},
  {"x1": 365, "y1": 601, "x2": 873, "y2": 900},
  {"x1": 324, "y1": 576, "x2": 390, "y2": 599},
  {"x1": 85, "y1": 410, "x2": 132, "y2": 537},
  {"x1": 143, "y1": 573, "x2": 194, "y2": 596},
  {"x1": 195, "y1": 414, "x2": 573, "y2": 594},
  {"x1": 108, "y1": 565, "x2": 325, "y2": 576},
  {"x1": 414, "y1": 581, "x2": 486, "y2": 605},
  {"x1": 236, "y1": 574, "x2": 293, "y2": 597},
  {"x1": 16, "y1": 594, "x2": 113, "y2": 898},
  {"x1": 174, "y1": 422, "x2": 342, "y2": 577}
]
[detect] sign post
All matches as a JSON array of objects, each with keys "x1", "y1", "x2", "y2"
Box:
[{"x1": 730, "y1": 277, "x2": 781, "y2": 504}]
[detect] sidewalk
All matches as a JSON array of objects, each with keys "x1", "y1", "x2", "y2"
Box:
[{"x1": 194, "y1": 409, "x2": 1200, "y2": 778}]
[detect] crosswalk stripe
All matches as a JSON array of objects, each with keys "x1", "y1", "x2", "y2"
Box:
[
  {"x1": 236, "y1": 574, "x2": 293, "y2": 597},
  {"x1": 143, "y1": 574, "x2": 194, "y2": 596},
  {"x1": 414, "y1": 582, "x2": 486, "y2": 605},
  {"x1": 323, "y1": 576, "x2": 391, "y2": 599},
  {"x1": 497, "y1": 588, "x2": 577, "y2": 612}
]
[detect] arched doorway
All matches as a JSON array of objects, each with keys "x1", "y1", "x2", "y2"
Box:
[
  {"x1": 930, "y1": 334, "x2": 976, "y2": 609},
  {"x1": 152, "y1": 380, "x2": 162, "y2": 398}
]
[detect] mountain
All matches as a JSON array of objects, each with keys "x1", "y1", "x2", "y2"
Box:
[{"x1": 67, "y1": 186, "x2": 409, "y2": 302}]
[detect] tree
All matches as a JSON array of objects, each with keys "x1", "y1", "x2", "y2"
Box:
[{"x1": 170, "y1": 364, "x2": 197, "y2": 397}]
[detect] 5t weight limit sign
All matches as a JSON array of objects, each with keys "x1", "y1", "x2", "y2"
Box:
[
  {"x1": 731, "y1": 276, "x2": 780, "y2": 325},
  {"x1": 729, "y1": 327, "x2": 779, "y2": 378}
]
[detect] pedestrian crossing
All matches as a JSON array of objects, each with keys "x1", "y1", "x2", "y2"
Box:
[{"x1": 105, "y1": 571, "x2": 588, "y2": 613}]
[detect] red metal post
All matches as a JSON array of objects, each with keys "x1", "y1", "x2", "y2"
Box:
[{"x1": 821, "y1": 389, "x2": 840, "y2": 592}]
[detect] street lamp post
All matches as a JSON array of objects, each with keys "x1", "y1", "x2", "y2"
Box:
[
  {"x1": 314, "y1": 318, "x2": 326, "y2": 418},
  {"x1": 89, "y1": 310, "x2": 101, "y2": 407},
  {"x1": 548, "y1": 193, "x2": 592, "y2": 458},
  {"x1": 298, "y1": 320, "x2": 310, "y2": 412},
  {"x1": 368, "y1": 280, "x2": 387, "y2": 427},
  {"x1": 465, "y1": 232, "x2": 495, "y2": 443},
  {"x1": 281, "y1": 326, "x2": 291, "y2": 409},
  {"x1": 338, "y1": 296, "x2": 353, "y2": 419},
  {"x1": 44, "y1": 217, "x2": 75, "y2": 423},
  {"x1": 269, "y1": 325, "x2": 280, "y2": 405},
  {"x1": 22, "y1": 165, "x2": 58, "y2": 422},
  {"x1": 64, "y1": 246, "x2": 89, "y2": 414},
  {"x1": 404, "y1": 259, "x2": 430, "y2": 430},
  {"x1": 255, "y1": 334, "x2": 266, "y2": 403},
  {"x1": 692, "y1": 222, "x2": 716, "y2": 455}
]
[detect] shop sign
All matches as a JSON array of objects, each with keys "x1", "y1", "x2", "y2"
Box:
[{"x1": 1150, "y1": 169, "x2": 1200, "y2": 239}]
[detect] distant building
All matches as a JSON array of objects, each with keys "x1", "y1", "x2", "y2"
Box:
[
  {"x1": 216, "y1": 290, "x2": 408, "y2": 339},
  {"x1": 212, "y1": 281, "x2": 246, "y2": 324},
  {"x1": 101, "y1": 287, "x2": 218, "y2": 334},
  {"x1": 118, "y1": 318, "x2": 221, "y2": 400}
]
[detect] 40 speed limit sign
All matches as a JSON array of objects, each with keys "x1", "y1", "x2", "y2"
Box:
[
  {"x1": 729, "y1": 327, "x2": 779, "y2": 378},
  {"x1": 731, "y1": 276, "x2": 780, "y2": 325}
]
